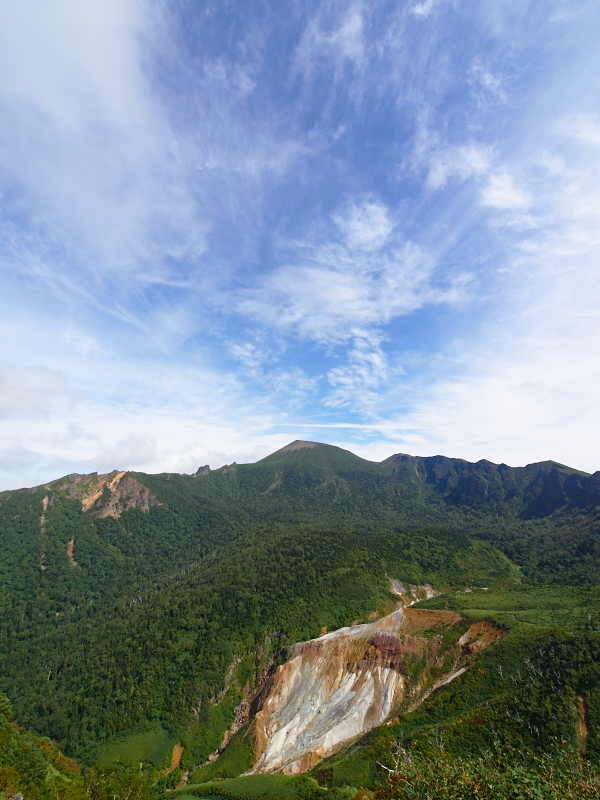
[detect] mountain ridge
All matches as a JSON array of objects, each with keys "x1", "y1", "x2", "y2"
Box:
[
  {"x1": 9, "y1": 438, "x2": 594, "y2": 486},
  {"x1": 8, "y1": 440, "x2": 598, "y2": 504}
]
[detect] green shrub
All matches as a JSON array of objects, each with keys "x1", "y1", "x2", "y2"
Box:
[{"x1": 374, "y1": 742, "x2": 600, "y2": 800}]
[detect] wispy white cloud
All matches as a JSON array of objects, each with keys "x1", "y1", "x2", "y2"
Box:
[
  {"x1": 227, "y1": 337, "x2": 317, "y2": 409},
  {"x1": 61, "y1": 327, "x2": 104, "y2": 357},
  {"x1": 376, "y1": 113, "x2": 600, "y2": 472},
  {"x1": 332, "y1": 201, "x2": 394, "y2": 250},
  {"x1": 1, "y1": 0, "x2": 599, "y2": 488},
  {"x1": 564, "y1": 113, "x2": 600, "y2": 148},
  {"x1": 480, "y1": 172, "x2": 530, "y2": 209},
  {"x1": 411, "y1": 0, "x2": 446, "y2": 20},
  {"x1": 468, "y1": 57, "x2": 509, "y2": 105},
  {"x1": 0, "y1": 0, "x2": 314, "y2": 332},
  {"x1": 293, "y1": 5, "x2": 366, "y2": 80},
  {"x1": 0, "y1": 352, "x2": 287, "y2": 488},
  {"x1": 228, "y1": 341, "x2": 269, "y2": 375},
  {"x1": 0, "y1": 0, "x2": 207, "y2": 277},
  {"x1": 238, "y1": 199, "x2": 467, "y2": 344},
  {"x1": 269, "y1": 368, "x2": 318, "y2": 409},
  {"x1": 426, "y1": 143, "x2": 493, "y2": 190},
  {"x1": 324, "y1": 334, "x2": 392, "y2": 410}
]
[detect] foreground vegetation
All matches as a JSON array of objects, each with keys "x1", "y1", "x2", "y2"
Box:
[
  {"x1": 373, "y1": 744, "x2": 600, "y2": 800},
  {"x1": 306, "y1": 585, "x2": 600, "y2": 794},
  {"x1": 2, "y1": 707, "x2": 599, "y2": 800}
]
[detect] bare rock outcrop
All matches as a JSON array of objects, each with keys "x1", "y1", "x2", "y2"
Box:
[
  {"x1": 388, "y1": 579, "x2": 441, "y2": 606},
  {"x1": 247, "y1": 607, "x2": 506, "y2": 775},
  {"x1": 50, "y1": 471, "x2": 161, "y2": 519}
]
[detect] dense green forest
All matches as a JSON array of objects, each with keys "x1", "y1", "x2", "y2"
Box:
[{"x1": 1, "y1": 441, "x2": 600, "y2": 798}]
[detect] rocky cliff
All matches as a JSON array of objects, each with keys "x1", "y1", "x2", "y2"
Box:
[
  {"x1": 247, "y1": 606, "x2": 505, "y2": 774},
  {"x1": 49, "y1": 470, "x2": 161, "y2": 518}
]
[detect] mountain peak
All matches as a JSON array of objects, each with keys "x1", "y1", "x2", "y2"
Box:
[
  {"x1": 256, "y1": 439, "x2": 320, "y2": 463},
  {"x1": 277, "y1": 439, "x2": 318, "y2": 453},
  {"x1": 256, "y1": 440, "x2": 379, "y2": 471}
]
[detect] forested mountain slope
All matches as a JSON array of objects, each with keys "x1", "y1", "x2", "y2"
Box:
[{"x1": 1, "y1": 441, "x2": 599, "y2": 797}]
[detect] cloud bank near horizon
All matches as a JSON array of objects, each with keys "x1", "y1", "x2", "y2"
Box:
[{"x1": 1, "y1": 0, "x2": 599, "y2": 488}]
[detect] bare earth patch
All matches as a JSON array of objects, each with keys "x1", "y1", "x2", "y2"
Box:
[
  {"x1": 50, "y1": 471, "x2": 161, "y2": 519},
  {"x1": 158, "y1": 743, "x2": 184, "y2": 778},
  {"x1": 67, "y1": 537, "x2": 77, "y2": 567}
]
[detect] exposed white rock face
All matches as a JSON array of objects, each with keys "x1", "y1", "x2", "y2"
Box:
[
  {"x1": 247, "y1": 607, "x2": 505, "y2": 775},
  {"x1": 250, "y1": 611, "x2": 407, "y2": 774},
  {"x1": 388, "y1": 579, "x2": 441, "y2": 606}
]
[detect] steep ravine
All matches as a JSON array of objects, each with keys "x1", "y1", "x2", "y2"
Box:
[{"x1": 244, "y1": 606, "x2": 506, "y2": 775}]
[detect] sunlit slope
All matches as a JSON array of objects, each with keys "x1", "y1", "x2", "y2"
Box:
[
  {"x1": 2, "y1": 441, "x2": 597, "y2": 629},
  {"x1": 305, "y1": 584, "x2": 600, "y2": 790},
  {"x1": 0, "y1": 439, "x2": 599, "y2": 774},
  {"x1": 0, "y1": 514, "x2": 517, "y2": 761}
]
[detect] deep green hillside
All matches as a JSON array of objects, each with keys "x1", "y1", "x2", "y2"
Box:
[
  {"x1": 1, "y1": 440, "x2": 600, "y2": 798},
  {"x1": 380, "y1": 452, "x2": 596, "y2": 516},
  {"x1": 0, "y1": 689, "x2": 87, "y2": 799},
  {"x1": 3, "y1": 441, "x2": 596, "y2": 598},
  {"x1": 0, "y1": 518, "x2": 517, "y2": 759},
  {"x1": 144, "y1": 441, "x2": 600, "y2": 584}
]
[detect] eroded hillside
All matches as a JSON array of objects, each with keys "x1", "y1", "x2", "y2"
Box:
[
  {"x1": 49, "y1": 470, "x2": 161, "y2": 518},
  {"x1": 246, "y1": 605, "x2": 505, "y2": 774}
]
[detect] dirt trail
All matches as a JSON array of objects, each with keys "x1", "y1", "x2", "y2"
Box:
[
  {"x1": 67, "y1": 537, "x2": 77, "y2": 567},
  {"x1": 158, "y1": 743, "x2": 184, "y2": 778},
  {"x1": 40, "y1": 496, "x2": 48, "y2": 572},
  {"x1": 577, "y1": 695, "x2": 589, "y2": 754}
]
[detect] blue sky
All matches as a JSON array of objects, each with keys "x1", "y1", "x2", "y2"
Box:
[{"x1": 1, "y1": 0, "x2": 599, "y2": 488}]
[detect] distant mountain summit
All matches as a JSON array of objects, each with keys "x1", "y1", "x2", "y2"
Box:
[
  {"x1": 378, "y1": 451, "x2": 597, "y2": 518},
  {"x1": 273, "y1": 439, "x2": 318, "y2": 453},
  {"x1": 257, "y1": 439, "x2": 378, "y2": 472},
  {"x1": 255, "y1": 440, "x2": 599, "y2": 520}
]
